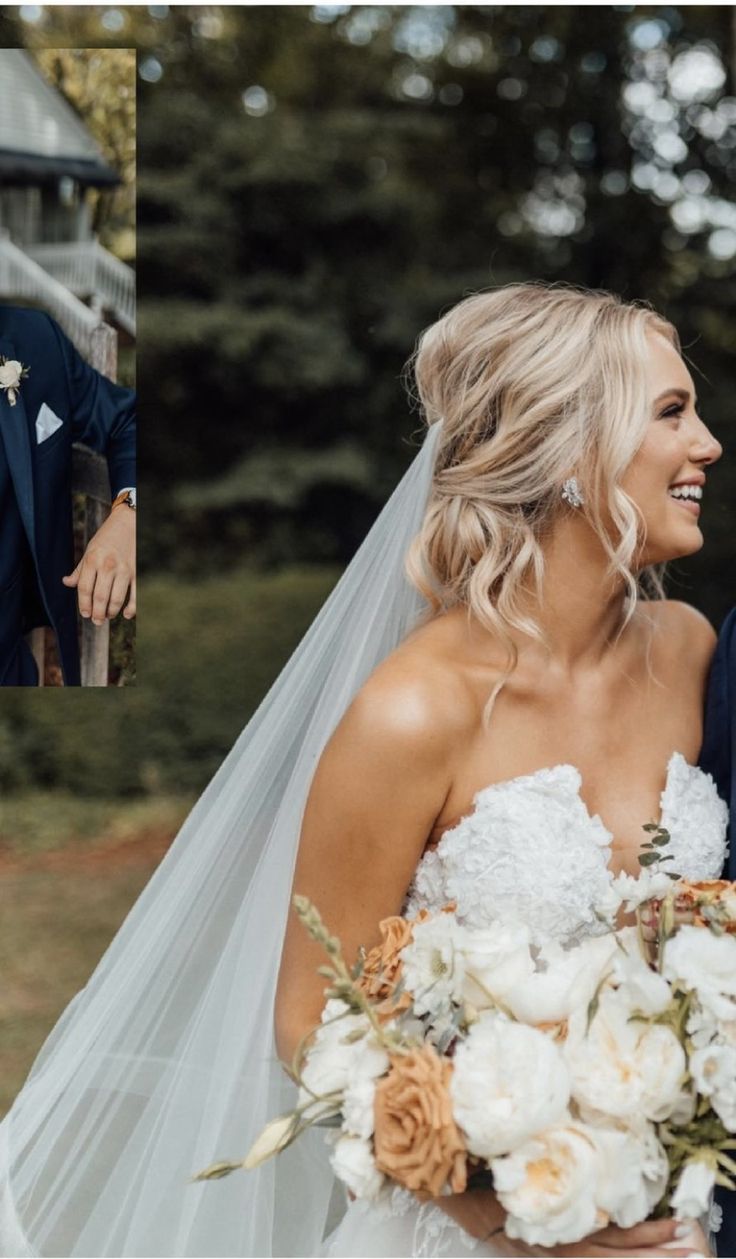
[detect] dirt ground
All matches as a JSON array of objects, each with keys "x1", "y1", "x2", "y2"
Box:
[{"x1": 0, "y1": 823, "x2": 177, "y2": 1119}]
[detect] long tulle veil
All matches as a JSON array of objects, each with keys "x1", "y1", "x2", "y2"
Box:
[{"x1": 0, "y1": 419, "x2": 444, "y2": 1258}]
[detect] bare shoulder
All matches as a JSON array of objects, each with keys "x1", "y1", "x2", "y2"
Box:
[
  {"x1": 642, "y1": 598, "x2": 717, "y2": 674},
  {"x1": 646, "y1": 598, "x2": 717, "y2": 646},
  {"x1": 335, "y1": 627, "x2": 473, "y2": 775}
]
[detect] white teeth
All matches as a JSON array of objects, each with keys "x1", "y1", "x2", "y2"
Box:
[{"x1": 668, "y1": 485, "x2": 703, "y2": 501}]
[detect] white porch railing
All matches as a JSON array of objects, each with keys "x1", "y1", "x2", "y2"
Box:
[
  {"x1": 27, "y1": 238, "x2": 135, "y2": 336},
  {"x1": 0, "y1": 229, "x2": 107, "y2": 360}
]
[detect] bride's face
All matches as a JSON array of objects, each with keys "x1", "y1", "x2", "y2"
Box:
[{"x1": 618, "y1": 329, "x2": 723, "y2": 567}]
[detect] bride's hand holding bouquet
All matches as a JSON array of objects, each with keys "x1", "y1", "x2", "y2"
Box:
[{"x1": 195, "y1": 862, "x2": 736, "y2": 1258}]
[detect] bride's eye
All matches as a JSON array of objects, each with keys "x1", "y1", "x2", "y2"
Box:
[{"x1": 661, "y1": 403, "x2": 684, "y2": 420}]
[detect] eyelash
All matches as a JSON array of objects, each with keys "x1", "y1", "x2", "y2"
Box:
[{"x1": 661, "y1": 404, "x2": 685, "y2": 420}]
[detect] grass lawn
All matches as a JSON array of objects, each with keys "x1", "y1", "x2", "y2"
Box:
[{"x1": 0, "y1": 794, "x2": 192, "y2": 1119}]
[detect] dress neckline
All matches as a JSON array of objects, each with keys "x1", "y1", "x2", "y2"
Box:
[{"x1": 432, "y1": 750, "x2": 696, "y2": 868}]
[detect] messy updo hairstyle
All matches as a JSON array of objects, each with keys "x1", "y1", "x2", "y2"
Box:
[{"x1": 403, "y1": 281, "x2": 679, "y2": 725}]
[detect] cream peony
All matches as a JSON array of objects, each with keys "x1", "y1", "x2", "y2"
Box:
[
  {"x1": 492, "y1": 1118, "x2": 669, "y2": 1247},
  {"x1": 590, "y1": 1121, "x2": 669, "y2": 1228},
  {"x1": 662, "y1": 926, "x2": 736, "y2": 1018},
  {"x1": 492, "y1": 1123, "x2": 604, "y2": 1247},
  {"x1": 503, "y1": 934, "x2": 617, "y2": 1026},
  {"x1": 671, "y1": 1157, "x2": 716, "y2": 1221},
  {"x1": 330, "y1": 1135, "x2": 385, "y2": 1200},
  {"x1": 565, "y1": 988, "x2": 685, "y2": 1122},
  {"x1": 298, "y1": 999, "x2": 388, "y2": 1115},
  {"x1": 450, "y1": 1015, "x2": 570, "y2": 1159},
  {"x1": 459, "y1": 920, "x2": 534, "y2": 1011}
]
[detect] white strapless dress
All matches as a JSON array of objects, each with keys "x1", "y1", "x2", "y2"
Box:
[{"x1": 324, "y1": 752, "x2": 730, "y2": 1258}]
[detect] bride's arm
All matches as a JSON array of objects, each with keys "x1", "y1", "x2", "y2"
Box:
[
  {"x1": 273, "y1": 663, "x2": 700, "y2": 1259},
  {"x1": 274, "y1": 661, "x2": 457, "y2": 1067}
]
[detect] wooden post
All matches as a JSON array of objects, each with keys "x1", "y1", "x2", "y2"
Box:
[
  {"x1": 28, "y1": 626, "x2": 45, "y2": 683},
  {"x1": 89, "y1": 320, "x2": 118, "y2": 381},
  {"x1": 72, "y1": 442, "x2": 112, "y2": 687}
]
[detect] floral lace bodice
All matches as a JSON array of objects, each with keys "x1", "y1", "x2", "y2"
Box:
[
  {"x1": 328, "y1": 751, "x2": 730, "y2": 1258},
  {"x1": 404, "y1": 752, "x2": 730, "y2": 948}
]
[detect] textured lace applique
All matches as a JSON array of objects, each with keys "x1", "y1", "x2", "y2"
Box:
[
  {"x1": 412, "y1": 1199, "x2": 480, "y2": 1256},
  {"x1": 659, "y1": 753, "x2": 730, "y2": 879},
  {"x1": 404, "y1": 753, "x2": 729, "y2": 948}
]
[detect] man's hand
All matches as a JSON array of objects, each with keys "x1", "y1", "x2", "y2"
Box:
[{"x1": 62, "y1": 504, "x2": 136, "y2": 626}]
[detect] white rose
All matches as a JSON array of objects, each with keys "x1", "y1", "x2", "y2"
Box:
[
  {"x1": 671, "y1": 1158, "x2": 716, "y2": 1221},
  {"x1": 504, "y1": 935, "x2": 617, "y2": 1026},
  {"x1": 400, "y1": 914, "x2": 469, "y2": 1016},
  {"x1": 565, "y1": 988, "x2": 685, "y2": 1122},
  {"x1": 663, "y1": 927, "x2": 736, "y2": 1015},
  {"x1": 460, "y1": 920, "x2": 534, "y2": 1011},
  {"x1": 590, "y1": 1121, "x2": 669, "y2": 1228},
  {"x1": 450, "y1": 1014, "x2": 570, "y2": 1159},
  {"x1": 0, "y1": 359, "x2": 22, "y2": 389},
  {"x1": 298, "y1": 999, "x2": 388, "y2": 1115},
  {"x1": 690, "y1": 1043, "x2": 736, "y2": 1130},
  {"x1": 492, "y1": 1123, "x2": 604, "y2": 1247},
  {"x1": 330, "y1": 1135, "x2": 385, "y2": 1200}
]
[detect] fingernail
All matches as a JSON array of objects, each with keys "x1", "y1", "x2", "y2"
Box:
[{"x1": 675, "y1": 1223, "x2": 694, "y2": 1239}]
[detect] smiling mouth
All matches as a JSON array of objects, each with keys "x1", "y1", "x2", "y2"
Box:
[{"x1": 668, "y1": 494, "x2": 701, "y2": 517}]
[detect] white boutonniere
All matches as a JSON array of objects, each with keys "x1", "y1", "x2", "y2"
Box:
[{"x1": 0, "y1": 356, "x2": 30, "y2": 406}]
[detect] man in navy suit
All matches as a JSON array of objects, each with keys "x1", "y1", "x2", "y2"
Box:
[
  {"x1": 699, "y1": 607, "x2": 735, "y2": 1256},
  {"x1": 0, "y1": 304, "x2": 136, "y2": 685}
]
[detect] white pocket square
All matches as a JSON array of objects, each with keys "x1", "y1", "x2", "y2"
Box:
[{"x1": 35, "y1": 402, "x2": 64, "y2": 445}]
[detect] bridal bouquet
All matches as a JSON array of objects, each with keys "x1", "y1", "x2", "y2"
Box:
[{"x1": 195, "y1": 875, "x2": 736, "y2": 1248}]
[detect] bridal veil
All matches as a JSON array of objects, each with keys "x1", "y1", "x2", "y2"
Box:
[{"x1": 0, "y1": 419, "x2": 443, "y2": 1258}]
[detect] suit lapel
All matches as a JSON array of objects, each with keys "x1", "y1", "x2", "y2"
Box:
[{"x1": 0, "y1": 334, "x2": 35, "y2": 548}]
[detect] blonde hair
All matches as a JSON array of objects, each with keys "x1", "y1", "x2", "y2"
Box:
[{"x1": 403, "y1": 281, "x2": 679, "y2": 724}]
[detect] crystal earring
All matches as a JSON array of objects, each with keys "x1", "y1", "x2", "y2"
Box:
[{"x1": 561, "y1": 476, "x2": 585, "y2": 508}]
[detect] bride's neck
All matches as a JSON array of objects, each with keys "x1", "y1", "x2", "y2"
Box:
[{"x1": 465, "y1": 518, "x2": 634, "y2": 677}]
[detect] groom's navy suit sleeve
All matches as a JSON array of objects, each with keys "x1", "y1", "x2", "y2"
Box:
[
  {"x1": 45, "y1": 314, "x2": 136, "y2": 496},
  {"x1": 700, "y1": 609, "x2": 736, "y2": 1257},
  {"x1": 700, "y1": 609, "x2": 735, "y2": 868}
]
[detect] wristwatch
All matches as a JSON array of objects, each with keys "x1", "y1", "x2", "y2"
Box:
[{"x1": 111, "y1": 487, "x2": 137, "y2": 512}]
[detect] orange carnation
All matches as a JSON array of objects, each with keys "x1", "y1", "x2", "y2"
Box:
[{"x1": 373, "y1": 1044, "x2": 467, "y2": 1197}]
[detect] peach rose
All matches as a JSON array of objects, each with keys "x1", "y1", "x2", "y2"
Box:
[
  {"x1": 358, "y1": 915, "x2": 415, "y2": 1004},
  {"x1": 357, "y1": 915, "x2": 415, "y2": 1021},
  {"x1": 373, "y1": 1044, "x2": 467, "y2": 1197},
  {"x1": 640, "y1": 880, "x2": 736, "y2": 953},
  {"x1": 357, "y1": 905, "x2": 456, "y2": 1021}
]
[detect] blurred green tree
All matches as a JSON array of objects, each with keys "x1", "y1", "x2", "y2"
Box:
[{"x1": 32, "y1": 48, "x2": 136, "y2": 258}]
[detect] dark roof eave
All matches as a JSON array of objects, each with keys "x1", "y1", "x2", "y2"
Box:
[{"x1": 0, "y1": 148, "x2": 120, "y2": 187}]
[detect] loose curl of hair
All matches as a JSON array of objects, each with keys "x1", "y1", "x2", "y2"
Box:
[{"x1": 403, "y1": 281, "x2": 680, "y2": 726}]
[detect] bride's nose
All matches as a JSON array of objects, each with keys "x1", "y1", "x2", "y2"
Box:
[{"x1": 690, "y1": 420, "x2": 723, "y2": 467}]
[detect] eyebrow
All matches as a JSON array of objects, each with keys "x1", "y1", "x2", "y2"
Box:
[{"x1": 653, "y1": 386, "x2": 698, "y2": 408}]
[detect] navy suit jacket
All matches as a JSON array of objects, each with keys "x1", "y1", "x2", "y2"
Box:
[
  {"x1": 0, "y1": 305, "x2": 136, "y2": 686},
  {"x1": 699, "y1": 608, "x2": 735, "y2": 1255}
]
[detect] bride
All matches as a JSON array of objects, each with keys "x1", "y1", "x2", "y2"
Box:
[{"x1": 0, "y1": 282, "x2": 728, "y2": 1259}]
